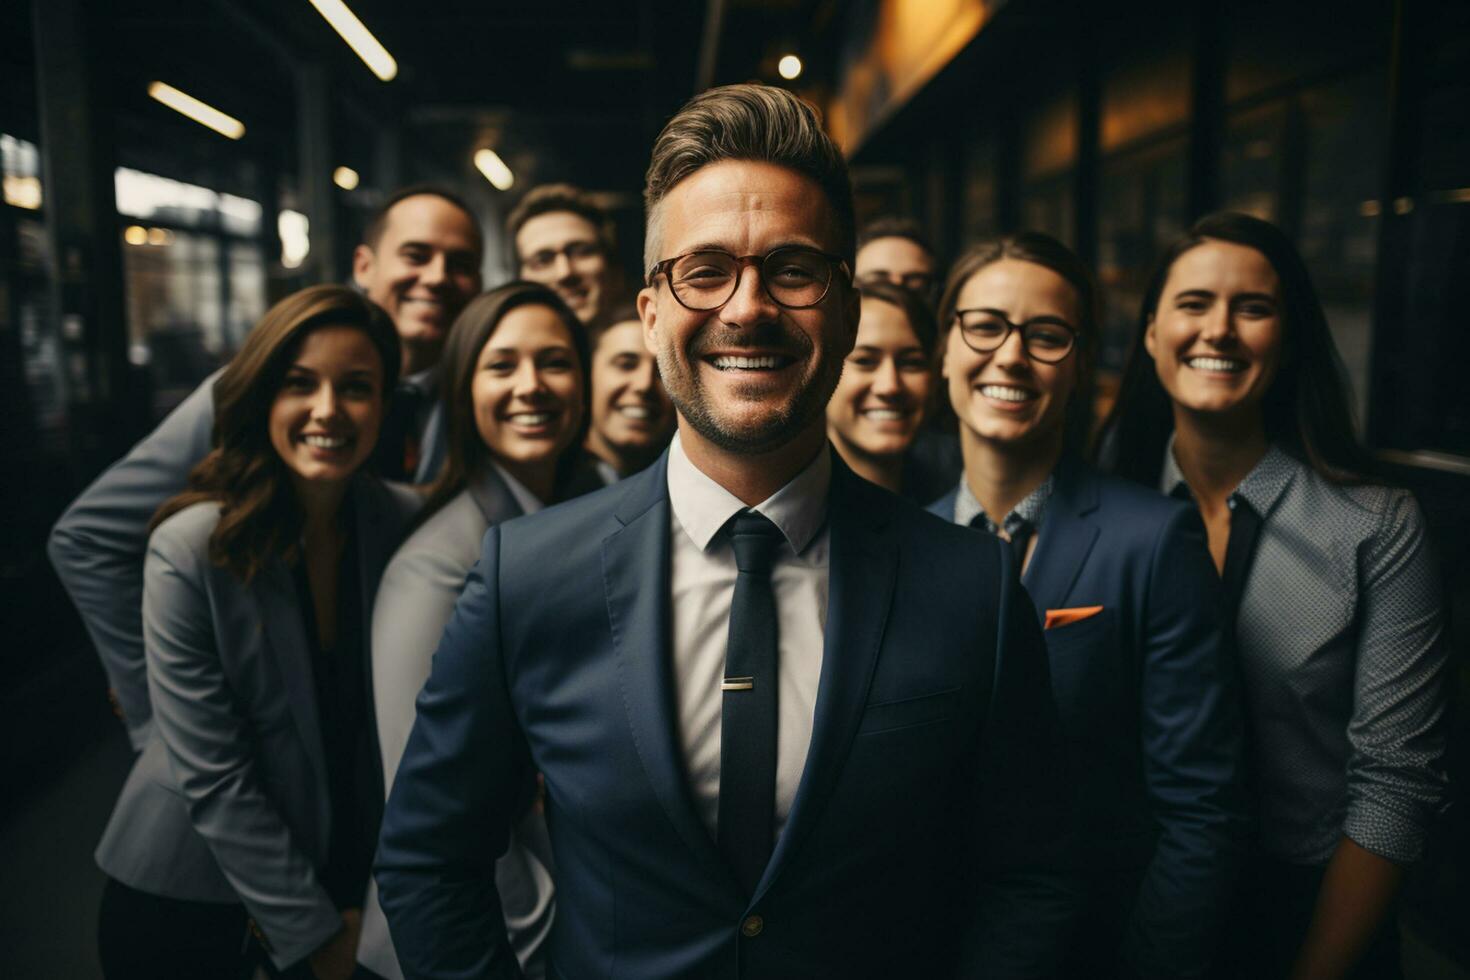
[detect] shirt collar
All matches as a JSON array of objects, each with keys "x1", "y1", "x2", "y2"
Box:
[
  {"x1": 402, "y1": 363, "x2": 440, "y2": 397},
  {"x1": 1160, "y1": 433, "x2": 1299, "y2": 516},
  {"x1": 666, "y1": 433, "x2": 830, "y2": 556},
  {"x1": 492, "y1": 461, "x2": 544, "y2": 516},
  {"x1": 953, "y1": 472, "x2": 1054, "y2": 536}
]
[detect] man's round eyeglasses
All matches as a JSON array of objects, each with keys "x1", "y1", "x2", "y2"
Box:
[
  {"x1": 647, "y1": 246, "x2": 850, "y2": 312},
  {"x1": 523, "y1": 240, "x2": 602, "y2": 274},
  {"x1": 953, "y1": 309, "x2": 1080, "y2": 363}
]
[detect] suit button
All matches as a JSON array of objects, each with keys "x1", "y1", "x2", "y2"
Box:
[{"x1": 741, "y1": 914, "x2": 763, "y2": 938}]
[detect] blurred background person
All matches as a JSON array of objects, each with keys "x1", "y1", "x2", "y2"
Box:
[
  {"x1": 508, "y1": 183, "x2": 622, "y2": 329},
  {"x1": 47, "y1": 187, "x2": 482, "y2": 751},
  {"x1": 92, "y1": 285, "x2": 419, "y2": 979},
  {"x1": 931, "y1": 232, "x2": 1249, "y2": 979},
  {"x1": 854, "y1": 215, "x2": 939, "y2": 303},
  {"x1": 1098, "y1": 212, "x2": 1450, "y2": 980},
  {"x1": 362, "y1": 281, "x2": 593, "y2": 979},
  {"x1": 584, "y1": 300, "x2": 675, "y2": 484},
  {"x1": 825, "y1": 280, "x2": 951, "y2": 503}
]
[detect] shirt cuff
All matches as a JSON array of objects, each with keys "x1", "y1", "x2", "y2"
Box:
[{"x1": 1342, "y1": 801, "x2": 1432, "y2": 864}]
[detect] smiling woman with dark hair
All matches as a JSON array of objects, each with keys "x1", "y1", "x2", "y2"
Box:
[
  {"x1": 93, "y1": 284, "x2": 420, "y2": 979},
  {"x1": 362, "y1": 281, "x2": 596, "y2": 979},
  {"x1": 930, "y1": 232, "x2": 1249, "y2": 979},
  {"x1": 1098, "y1": 212, "x2": 1449, "y2": 980}
]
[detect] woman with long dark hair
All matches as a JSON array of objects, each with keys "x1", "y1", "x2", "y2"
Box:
[
  {"x1": 362, "y1": 282, "x2": 593, "y2": 979},
  {"x1": 93, "y1": 285, "x2": 419, "y2": 978},
  {"x1": 1097, "y1": 211, "x2": 1449, "y2": 979},
  {"x1": 929, "y1": 232, "x2": 1248, "y2": 978}
]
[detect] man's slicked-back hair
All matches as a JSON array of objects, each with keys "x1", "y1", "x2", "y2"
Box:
[
  {"x1": 857, "y1": 216, "x2": 933, "y2": 258},
  {"x1": 642, "y1": 83, "x2": 855, "y2": 274},
  {"x1": 506, "y1": 183, "x2": 614, "y2": 264},
  {"x1": 361, "y1": 184, "x2": 484, "y2": 256}
]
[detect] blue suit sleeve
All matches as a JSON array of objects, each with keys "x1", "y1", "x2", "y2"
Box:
[
  {"x1": 375, "y1": 525, "x2": 530, "y2": 980},
  {"x1": 47, "y1": 372, "x2": 217, "y2": 748},
  {"x1": 964, "y1": 542, "x2": 1083, "y2": 977},
  {"x1": 1126, "y1": 506, "x2": 1250, "y2": 979}
]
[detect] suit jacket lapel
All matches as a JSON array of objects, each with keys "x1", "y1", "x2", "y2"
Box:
[
  {"x1": 1023, "y1": 461, "x2": 1100, "y2": 619},
  {"x1": 754, "y1": 459, "x2": 896, "y2": 903},
  {"x1": 253, "y1": 558, "x2": 330, "y2": 824},
  {"x1": 467, "y1": 465, "x2": 524, "y2": 528},
  {"x1": 602, "y1": 454, "x2": 735, "y2": 887}
]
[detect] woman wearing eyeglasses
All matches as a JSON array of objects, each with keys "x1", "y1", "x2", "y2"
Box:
[{"x1": 928, "y1": 233, "x2": 1249, "y2": 979}]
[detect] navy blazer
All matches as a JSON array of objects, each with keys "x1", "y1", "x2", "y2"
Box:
[
  {"x1": 377, "y1": 450, "x2": 1079, "y2": 980},
  {"x1": 931, "y1": 463, "x2": 1248, "y2": 976}
]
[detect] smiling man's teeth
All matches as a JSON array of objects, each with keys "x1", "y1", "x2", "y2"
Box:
[
  {"x1": 863, "y1": 409, "x2": 905, "y2": 421},
  {"x1": 303, "y1": 434, "x2": 347, "y2": 449},
  {"x1": 712, "y1": 355, "x2": 784, "y2": 370},
  {"x1": 1186, "y1": 356, "x2": 1247, "y2": 373},
  {"x1": 510, "y1": 412, "x2": 554, "y2": 425},
  {"x1": 618, "y1": 405, "x2": 652, "y2": 419},
  {"x1": 979, "y1": 385, "x2": 1033, "y2": 402}
]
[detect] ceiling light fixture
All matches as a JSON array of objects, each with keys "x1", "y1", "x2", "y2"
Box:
[
  {"x1": 474, "y1": 149, "x2": 514, "y2": 191},
  {"x1": 307, "y1": 0, "x2": 398, "y2": 82},
  {"x1": 778, "y1": 54, "x2": 803, "y2": 80},
  {"x1": 147, "y1": 81, "x2": 245, "y2": 140},
  {"x1": 333, "y1": 166, "x2": 360, "y2": 190}
]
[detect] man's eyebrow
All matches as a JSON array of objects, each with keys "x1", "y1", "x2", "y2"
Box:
[
  {"x1": 1172, "y1": 288, "x2": 1215, "y2": 300},
  {"x1": 676, "y1": 238, "x2": 826, "y2": 255}
]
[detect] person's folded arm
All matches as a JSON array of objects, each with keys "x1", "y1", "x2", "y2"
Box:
[
  {"x1": 1291, "y1": 493, "x2": 1448, "y2": 980},
  {"x1": 1127, "y1": 506, "x2": 1250, "y2": 979},
  {"x1": 49, "y1": 373, "x2": 217, "y2": 748},
  {"x1": 962, "y1": 541, "x2": 1082, "y2": 979},
  {"x1": 375, "y1": 524, "x2": 530, "y2": 980},
  {"x1": 143, "y1": 529, "x2": 342, "y2": 971}
]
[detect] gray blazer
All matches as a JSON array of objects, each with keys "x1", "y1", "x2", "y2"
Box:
[
  {"x1": 95, "y1": 476, "x2": 420, "y2": 971},
  {"x1": 361, "y1": 467, "x2": 554, "y2": 980},
  {"x1": 48, "y1": 371, "x2": 444, "y2": 748}
]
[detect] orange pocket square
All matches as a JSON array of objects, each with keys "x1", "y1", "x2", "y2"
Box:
[{"x1": 1044, "y1": 606, "x2": 1104, "y2": 630}]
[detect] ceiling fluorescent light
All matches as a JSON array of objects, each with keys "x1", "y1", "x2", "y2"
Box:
[
  {"x1": 307, "y1": 0, "x2": 398, "y2": 81},
  {"x1": 147, "y1": 81, "x2": 245, "y2": 139},
  {"x1": 474, "y1": 149, "x2": 514, "y2": 191}
]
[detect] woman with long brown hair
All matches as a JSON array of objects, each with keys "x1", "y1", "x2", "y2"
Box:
[
  {"x1": 362, "y1": 282, "x2": 594, "y2": 979},
  {"x1": 93, "y1": 284, "x2": 419, "y2": 979},
  {"x1": 1098, "y1": 212, "x2": 1449, "y2": 979},
  {"x1": 929, "y1": 232, "x2": 1248, "y2": 978}
]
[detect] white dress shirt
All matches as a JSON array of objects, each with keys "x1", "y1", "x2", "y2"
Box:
[{"x1": 666, "y1": 434, "x2": 831, "y2": 841}]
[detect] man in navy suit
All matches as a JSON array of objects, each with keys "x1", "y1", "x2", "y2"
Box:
[{"x1": 376, "y1": 83, "x2": 1078, "y2": 979}]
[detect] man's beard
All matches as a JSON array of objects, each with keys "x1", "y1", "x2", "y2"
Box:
[{"x1": 656, "y1": 321, "x2": 842, "y2": 455}]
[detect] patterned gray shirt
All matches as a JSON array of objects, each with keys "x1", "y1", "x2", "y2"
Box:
[
  {"x1": 953, "y1": 474, "x2": 1055, "y2": 539},
  {"x1": 1162, "y1": 442, "x2": 1449, "y2": 864}
]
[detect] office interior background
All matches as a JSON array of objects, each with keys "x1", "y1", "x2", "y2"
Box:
[{"x1": 1, "y1": 0, "x2": 1465, "y2": 974}]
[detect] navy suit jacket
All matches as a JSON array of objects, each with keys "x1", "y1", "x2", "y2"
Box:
[
  {"x1": 377, "y1": 450, "x2": 1079, "y2": 980},
  {"x1": 931, "y1": 462, "x2": 1248, "y2": 977}
]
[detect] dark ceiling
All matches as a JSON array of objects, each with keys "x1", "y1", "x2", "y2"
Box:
[{"x1": 6, "y1": 0, "x2": 833, "y2": 211}]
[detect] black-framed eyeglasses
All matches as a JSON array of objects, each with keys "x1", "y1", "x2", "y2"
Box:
[
  {"x1": 523, "y1": 240, "x2": 602, "y2": 273},
  {"x1": 953, "y1": 308, "x2": 1080, "y2": 363},
  {"x1": 646, "y1": 246, "x2": 850, "y2": 312},
  {"x1": 856, "y1": 270, "x2": 937, "y2": 294}
]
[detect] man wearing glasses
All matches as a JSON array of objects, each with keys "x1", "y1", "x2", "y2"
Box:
[
  {"x1": 377, "y1": 85, "x2": 1079, "y2": 979},
  {"x1": 855, "y1": 215, "x2": 940, "y2": 304},
  {"x1": 508, "y1": 183, "x2": 621, "y2": 327}
]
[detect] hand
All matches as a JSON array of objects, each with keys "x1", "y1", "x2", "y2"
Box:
[{"x1": 308, "y1": 908, "x2": 361, "y2": 980}]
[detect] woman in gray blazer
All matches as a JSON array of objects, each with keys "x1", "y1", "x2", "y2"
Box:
[
  {"x1": 361, "y1": 282, "x2": 592, "y2": 980},
  {"x1": 94, "y1": 285, "x2": 419, "y2": 979}
]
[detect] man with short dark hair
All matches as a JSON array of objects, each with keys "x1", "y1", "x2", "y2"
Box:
[
  {"x1": 378, "y1": 84, "x2": 1077, "y2": 979},
  {"x1": 856, "y1": 215, "x2": 939, "y2": 299},
  {"x1": 48, "y1": 186, "x2": 483, "y2": 752},
  {"x1": 506, "y1": 183, "x2": 619, "y2": 327}
]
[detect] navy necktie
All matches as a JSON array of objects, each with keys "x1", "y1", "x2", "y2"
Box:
[
  {"x1": 970, "y1": 513, "x2": 1033, "y2": 568},
  {"x1": 718, "y1": 509, "x2": 784, "y2": 896}
]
